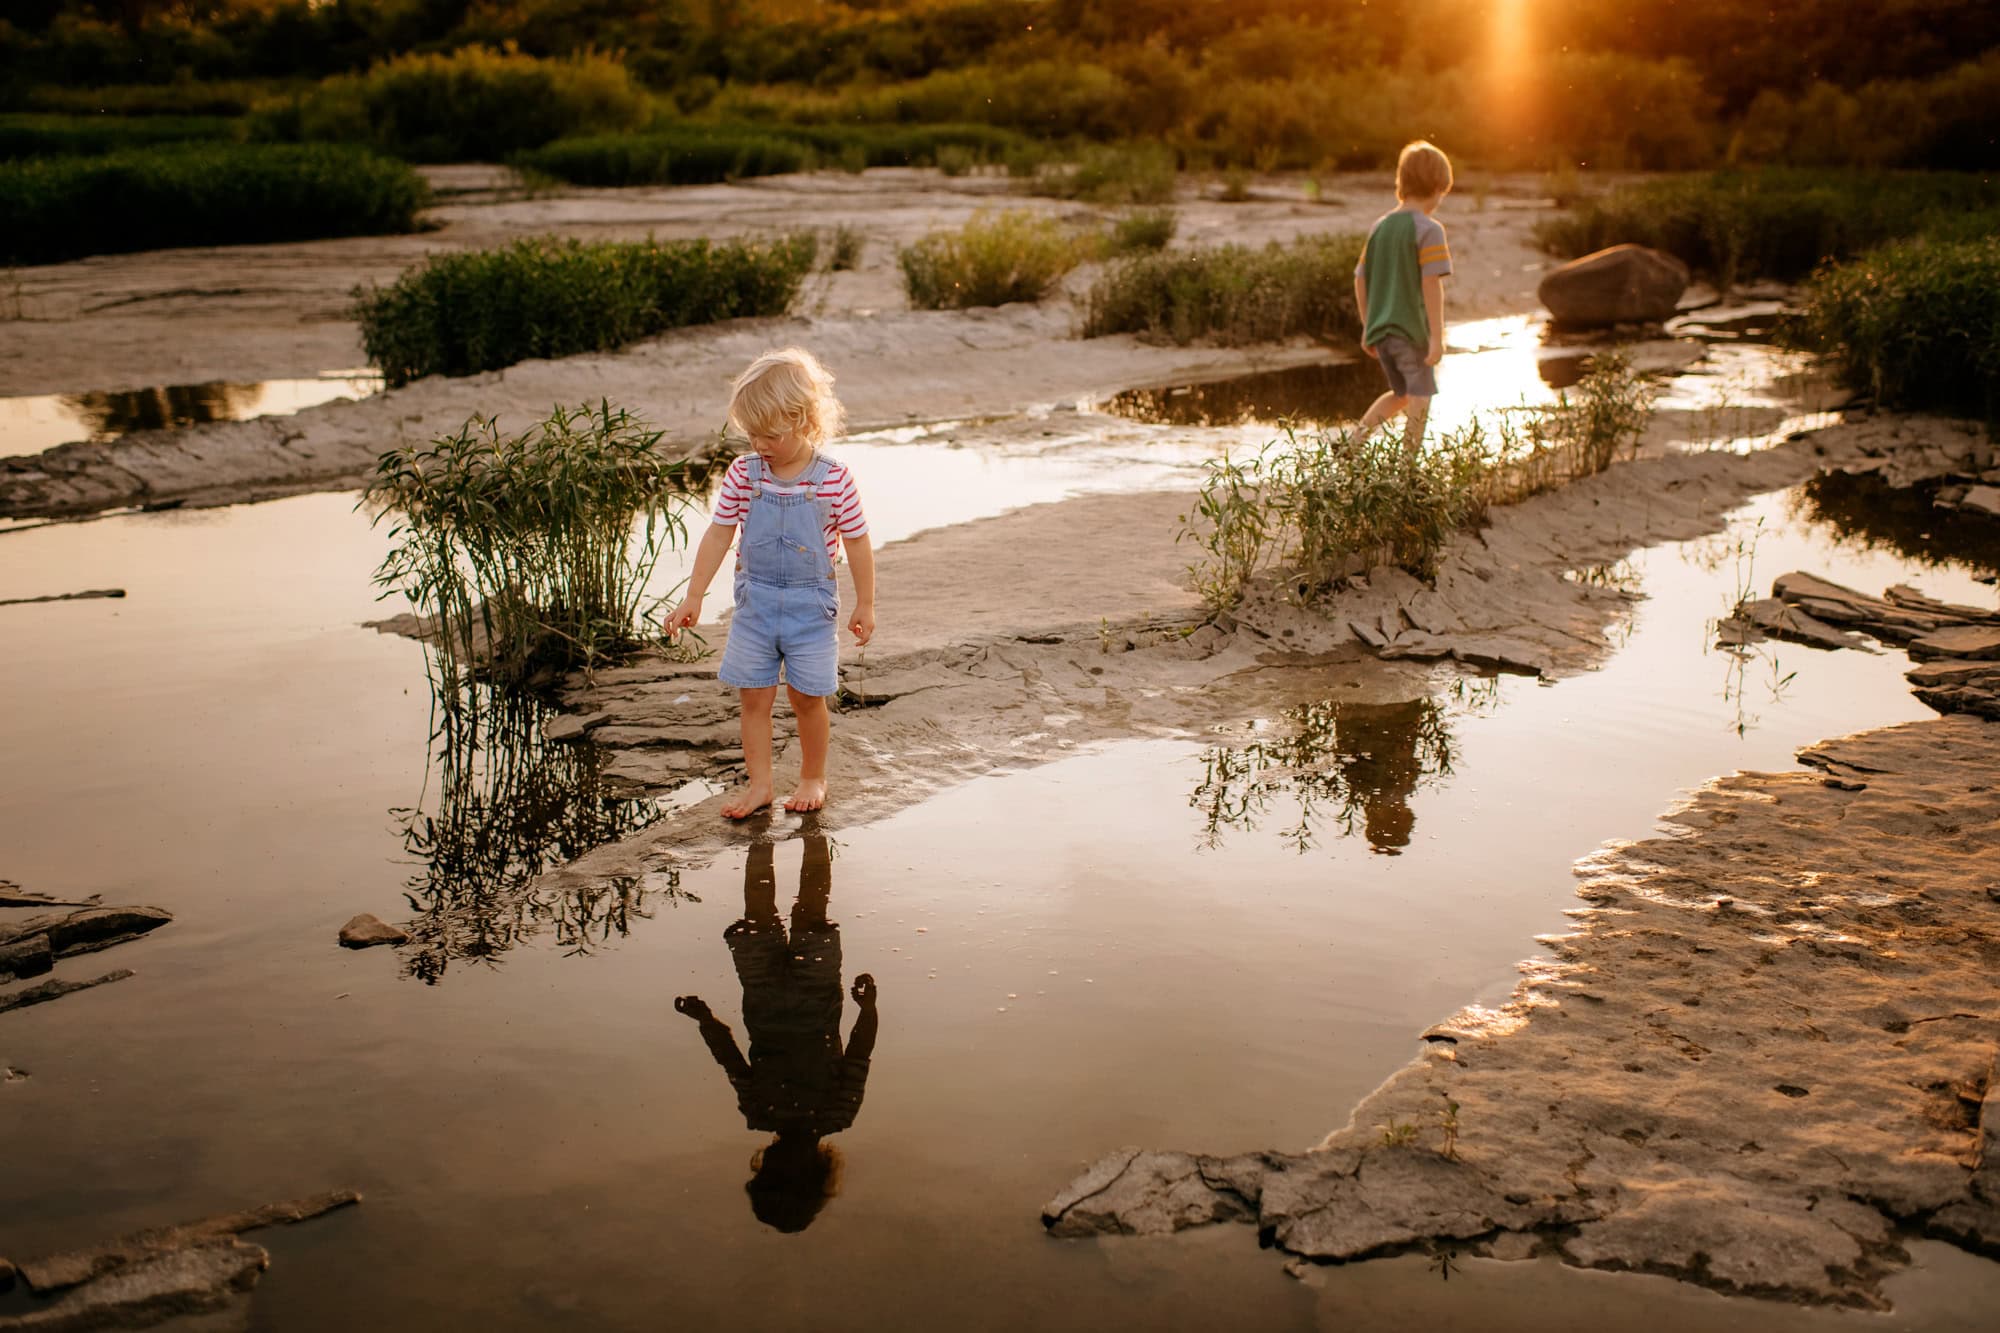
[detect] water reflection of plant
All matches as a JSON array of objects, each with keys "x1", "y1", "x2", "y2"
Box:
[
  {"x1": 1190, "y1": 687, "x2": 1493, "y2": 855},
  {"x1": 395, "y1": 686, "x2": 691, "y2": 984},
  {"x1": 1790, "y1": 471, "x2": 2000, "y2": 576}
]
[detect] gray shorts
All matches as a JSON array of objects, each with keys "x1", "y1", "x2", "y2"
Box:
[{"x1": 1374, "y1": 335, "x2": 1437, "y2": 399}]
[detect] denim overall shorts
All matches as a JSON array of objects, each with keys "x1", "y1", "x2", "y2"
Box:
[{"x1": 716, "y1": 453, "x2": 842, "y2": 698}]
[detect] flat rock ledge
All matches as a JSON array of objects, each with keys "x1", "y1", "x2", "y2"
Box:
[{"x1": 1045, "y1": 715, "x2": 2000, "y2": 1310}]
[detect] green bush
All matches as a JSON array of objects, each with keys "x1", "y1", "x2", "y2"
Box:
[
  {"x1": 1534, "y1": 169, "x2": 2000, "y2": 285},
  {"x1": 1026, "y1": 142, "x2": 1176, "y2": 205},
  {"x1": 515, "y1": 126, "x2": 808, "y2": 186},
  {"x1": 898, "y1": 210, "x2": 1085, "y2": 310},
  {"x1": 354, "y1": 233, "x2": 819, "y2": 386},
  {"x1": 25, "y1": 80, "x2": 286, "y2": 118},
  {"x1": 1104, "y1": 207, "x2": 1178, "y2": 257},
  {"x1": 0, "y1": 112, "x2": 240, "y2": 159},
  {"x1": 259, "y1": 48, "x2": 648, "y2": 162},
  {"x1": 1085, "y1": 233, "x2": 1364, "y2": 345},
  {"x1": 767, "y1": 122, "x2": 1029, "y2": 169},
  {"x1": 0, "y1": 144, "x2": 429, "y2": 266},
  {"x1": 1802, "y1": 235, "x2": 2000, "y2": 420}
]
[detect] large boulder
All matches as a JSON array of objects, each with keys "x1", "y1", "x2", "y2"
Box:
[{"x1": 1538, "y1": 244, "x2": 1691, "y2": 328}]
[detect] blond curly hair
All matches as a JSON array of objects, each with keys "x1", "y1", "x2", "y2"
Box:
[{"x1": 728, "y1": 347, "x2": 846, "y2": 446}]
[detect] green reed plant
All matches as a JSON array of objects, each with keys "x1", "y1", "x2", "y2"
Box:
[
  {"x1": 367, "y1": 402, "x2": 706, "y2": 690},
  {"x1": 0, "y1": 144, "x2": 428, "y2": 266},
  {"x1": 1085, "y1": 233, "x2": 1364, "y2": 346},
  {"x1": 354, "y1": 232, "x2": 818, "y2": 386},
  {"x1": 1802, "y1": 234, "x2": 2000, "y2": 421},
  {"x1": 1484, "y1": 351, "x2": 1656, "y2": 503},
  {"x1": 898, "y1": 209, "x2": 1086, "y2": 309},
  {"x1": 826, "y1": 224, "x2": 865, "y2": 271},
  {"x1": 1533, "y1": 169, "x2": 2000, "y2": 285}
]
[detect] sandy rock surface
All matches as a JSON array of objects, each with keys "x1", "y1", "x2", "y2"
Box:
[{"x1": 1043, "y1": 714, "x2": 2000, "y2": 1308}]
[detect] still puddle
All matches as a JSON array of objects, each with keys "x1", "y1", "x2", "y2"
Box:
[
  {"x1": 0, "y1": 371, "x2": 384, "y2": 457},
  {"x1": 2, "y1": 480, "x2": 1994, "y2": 1328}
]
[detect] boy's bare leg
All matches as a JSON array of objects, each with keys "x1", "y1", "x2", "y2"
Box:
[
  {"x1": 723, "y1": 686, "x2": 778, "y2": 819},
  {"x1": 1401, "y1": 396, "x2": 1432, "y2": 458},
  {"x1": 795, "y1": 833, "x2": 832, "y2": 926},
  {"x1": 784, "y1": 687, "x2": 831, "y2": 811},
  {"x1": 743, "y1": 841, "x2": 780, "y2": 922},
  {"x1": 1358, "y1": 391, "x2": 1408, "y2": 438}
]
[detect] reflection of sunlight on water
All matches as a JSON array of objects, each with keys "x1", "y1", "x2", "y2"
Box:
[{"x1": 0, "y1": 372, "x2": 385, "y2": 457}]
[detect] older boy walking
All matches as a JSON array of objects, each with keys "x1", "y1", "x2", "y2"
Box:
[{"x1": 1354, "y1": 140, "x2": 1455, "y2": 455}]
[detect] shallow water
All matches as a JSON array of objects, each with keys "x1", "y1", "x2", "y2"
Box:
[
  {"x1": 0, "y1": 372, "x2": 384, "y2": 457},
  {"x1": 5, "y1": 333, "x2": 1999, "y2": 1326}
]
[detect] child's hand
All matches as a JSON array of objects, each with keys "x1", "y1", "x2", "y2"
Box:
[
  {"x1": 848, "y1": 604, "x2": 875, "y2": 647},
  {"x1": 1425, "y1": 339, "x2": 1444, "y2": 367},
  {"x1": 850, "y1": 973, "x2": 877, "y2": 1007},
  {"x1": 673, "y1": 994, "x2": 712, "y2": 1021},
  {"x1": 663, "y1": 595, "x2": 703, "y2": 635},
  {"x1": 1361, "y1": 339, "x2": 1379, "y2": 359}
]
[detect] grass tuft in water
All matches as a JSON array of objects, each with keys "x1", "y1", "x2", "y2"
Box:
[
  {"x1": 354, "y1": 232, "x2": 818, "y2": 386},
  {"x1": 1180, "y1": 356, "x2": 1655, "y2": 614},
  {"x1": 365, "y1": 401, "x2": 707, "y2": 690},
  {"x1": 897, "y1": 209, "x2": 1086, "y2": 310},
  {"x1": 1085, "y1": 233, "x2": 1364, "y2": 346}
]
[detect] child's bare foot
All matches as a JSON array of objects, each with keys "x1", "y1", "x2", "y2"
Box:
[
  {"x1": 784, "y1": 778, "x2": 828, "y2": 812},
  {"x1": 721, "y1": 781, "x2": 774, "y2": 820}
]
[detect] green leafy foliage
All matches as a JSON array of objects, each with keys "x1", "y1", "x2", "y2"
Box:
[
  {"x1": 0, "y1": 143, "x2": 428, "y2": 266},
  {"x1": 254, "y1": 47, "x2": 648, "y2": 162},
  {"x1": 1803, "y1": 235, "x2": 2000, "y2": 421},
  {"x1": 1085, "y1": 234, "x2": 1365, "y2": 346},
  {"x1": 353, "y1": 233, "x2": 819, "y2": 386},
  {"x1": 0, "y1": 112, "x2": 241, "y2": 159},
  {"x1": 365, "y1": 401, "x2": 707, "y2": 689},
  {"x1": 898, "y1": 210, "x2": 1086, "y2": 310},
  {"x1": 1534, "y1": 169, "x2": 2000, "y2": 285}
]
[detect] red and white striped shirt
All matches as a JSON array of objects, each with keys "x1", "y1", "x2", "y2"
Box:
[{"x1": 710, "y1": 453, "x2": 868, "y2": 562}]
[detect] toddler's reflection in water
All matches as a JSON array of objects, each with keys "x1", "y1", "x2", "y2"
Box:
[{"x1": 674, "y1": 834, "x2": 877, "y2": 1232}]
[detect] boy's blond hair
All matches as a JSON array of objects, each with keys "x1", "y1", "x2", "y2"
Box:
[
  {"x1": 729, "y1": 347, "x2": 846, "y2": 445},
  {"x1": 1395, "y1": 140, "x2": 1453, "y2": 202}
]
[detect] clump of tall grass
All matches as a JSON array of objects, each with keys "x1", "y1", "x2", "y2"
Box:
[
  {"x1": 354, "y1": 233, "x2": 818, "y2": 386},
  {"x1": 1180, "y1": 356, "x2": 1655, "y2": 612},
  {"x1": 367, "y1": 402, "x2": 704, "y2": 689},
  {"x1": 825, "y1": 225, "x2": 865, "y2": 271},
  {"x1": 1802, "y1": 235, "x2": 2000, "y2": 420},
  {"x1": 1025, "y1": 142, "x2": 1176, "y2": 205},
  {"x1": 515, "y1": 127, "x2": 809, "y2": 186},
  {"x1": 0, "y1": 112, "x2": 241, "y2": 159},
  {"x1": 898, "y1": 210, "x2": 1085, "y2": 310},
  {"x1": 1534, "y1": 169, "x2": 2000, "y2": 286},
  {"x1": 1103, "y1": 207, "x2": 1177, "y2": 257},
  {"x1": 0, "y1": 144, "x2": 428, "y2": 266},
  {"x1": 1085, "y1": 233, "x2": 1364, "y2": 346},
  {"x1": 256, "y1": 48, "x2": 648, "y2": 162}
]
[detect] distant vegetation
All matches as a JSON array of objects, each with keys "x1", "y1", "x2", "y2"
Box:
[
  {"x1": 0, "y1": 143, "x2": 428, "y2": 265},
  {"x1": 354, "y1": 233, "x2": 818, "y2": 385},
  {"x1": 898, "y1": 210, "x2": 1085, "y2": 310},
  {"x1": 1085, "y1": 234, "x2": 1364, "y2": 345},
  {"x1": 1536, "y1": 169, "x2": 2000, "y2": 285},
  {"x1": 0, "y1": 111, "x2": 238, "y2": 158},
  {"x1": 517, "y1": 126, "x2": 809, "y2": 187},
  {"x1": 1804, "y1": 236, "x2": 2000, "y2": 422},
  {"x1": 4, "y1": 3, "x2": 1996, "y2": 172}
]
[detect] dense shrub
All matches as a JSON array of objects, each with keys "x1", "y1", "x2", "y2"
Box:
[
  {"x1": 1733, "y1": 52, "x2": 2000, "y2": 170},
  {"x1": 1802, "y1": 236, "x2": 2000, "y2": 420},
  {"x1": 0, "y1": 143, "x2": 428, "y2": 266},
  {"x1": 354, "y1": 233, "x2": 819, "y2": 386},
  {"x1": 258, "y1": 48, "x2": 648, "y2": 162},
  {"x1": 517, "y1": 127, "x2": 808, "y2": 186},
  {"x1": 1025, "y1": 142, "x2": 1176, "y2": 205},
  {"x1": 1085, "y1": 233, "x2": 1365, "y2": 345},
  {"x1": 767, "y1": 122, "x2": 1029, "y2": 168},
  {"x1": 897, "y1": 210, "x2": 1086, "y2": 310},
  {"x1": 24, "y1": 79, "x2": 287, "y2": 118},
  {"x1": 1104, "y1": 208, "x2": 1178, "y2": 257},
  {"x1": 1535, "y1": 169, "x2": 2000, "y2": 285},
  {"x1": 0, "y1": 112, "x2": 239, "y2": 158}
]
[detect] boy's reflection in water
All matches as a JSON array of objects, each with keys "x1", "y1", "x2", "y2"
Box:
[
  {"x1": 1334, "y1": 698, "x2": 1429, "y2": 853},
  {"x1": 674, "y1": 834, "x2": 877, "y2": 1232}
]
